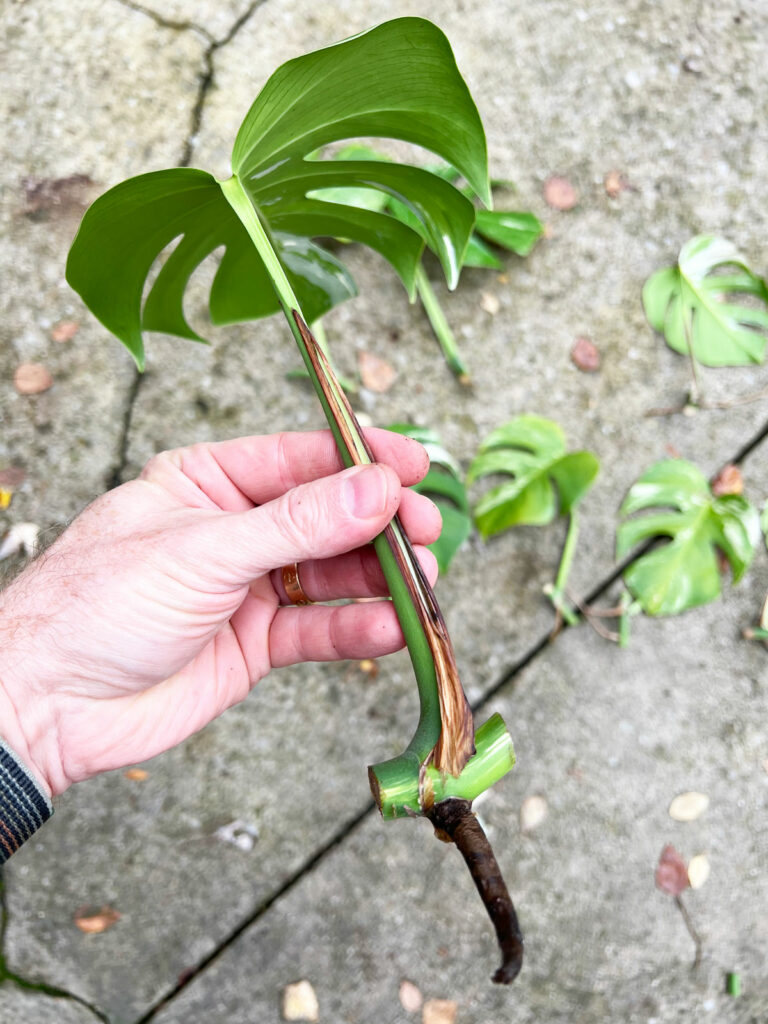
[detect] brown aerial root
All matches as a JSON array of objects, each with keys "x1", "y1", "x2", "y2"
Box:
[{"x1": 427, "y1": 797, "x2": 523, "y2": 984}]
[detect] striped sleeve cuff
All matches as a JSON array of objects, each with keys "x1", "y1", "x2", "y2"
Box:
[{"x1": 0, "y1": 739, "x2": 53, "y2": 864}]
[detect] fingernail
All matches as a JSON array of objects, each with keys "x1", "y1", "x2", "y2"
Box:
[{"x1": 343, "y1": 465, "x2": 392, "y2": 518}]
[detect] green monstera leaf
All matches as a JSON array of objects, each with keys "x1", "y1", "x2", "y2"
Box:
[
  {"x1": 388, "y1": 424, "x2": 471, "y2": 573},
  {"x1": 321, "y1": 147, "x2": 542, "y2": 268},
  {"x1": 467, "y1": 416, "x2": 599, "y2": 539},
  {"x1": 617, "y1": 459, "x2": 760, "y2": 616},
  {"x1": 66, "y1": 18, "x2": 488, "y2": 369},
  {"x1": 643, "y1": 235, "x2": 768, "y2": 367},
  {"x1": 312, "y1": 147, "x2": 542, "y2": 379}
]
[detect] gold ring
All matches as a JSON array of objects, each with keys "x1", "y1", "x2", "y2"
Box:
[{"x1": 282, "y1": 562, "x2": 313, "y2": 606}]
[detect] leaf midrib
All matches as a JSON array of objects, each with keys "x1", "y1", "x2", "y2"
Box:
[{"x1": 679, "y1": 262, "x2": 765, "y2": 350}]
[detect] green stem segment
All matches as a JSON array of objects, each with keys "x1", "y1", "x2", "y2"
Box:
[
  {"x1": 415, "y1": 262, "x2": 470, "y2": 383},
  {"x1": 286, "y1": 319, "x2": 359, "y2": 393},
  {"x1": 544, "y1": 512, "x2": 580, "y2": 627},
  {"x1": 220, "y1": 173, "x2": 514, "y2": 819}
]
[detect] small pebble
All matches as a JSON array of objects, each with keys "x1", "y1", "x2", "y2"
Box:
[
  {"x1": 480, "y1": 291, "x2": 500, "y2": 315},
  {"x1": 669, "y1": 791, "x2": 709, "y2": 822},
  {"x1": 51, "y1": 320, "x2": 79, "y2": 343},
  {"x1": 688, "y1": 854, "x2": 710, "y2": 889},
  {"x1": 570, "y1": 336, "x2": 601, "y2": 372},
  {"x1": 282, "y1": 980, "x2": 319, "y2": 1022},
  {"x1": 13, "y1": 363, "x2": 53, "y2": 395},
  {"x1": 543, "y1": 175, "x2": 578, "y2": 211},
  {"x1": 399, "y1": 979, "x2": 423, "y2": 1013},
  {"x1": 422, "y1": 998, "x2": 457, "y2": 1024},
  {"x1": 520, "y1": 794, "x2": 548, "y2": 832}
]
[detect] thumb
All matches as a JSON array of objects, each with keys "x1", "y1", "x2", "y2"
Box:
[{"x1": 190, "y1": 463, "x2": 402, "y2": 587}]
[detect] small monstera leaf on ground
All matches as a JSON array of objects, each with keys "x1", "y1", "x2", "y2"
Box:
[
  {"x1": 643, "y1": 235, "x2": 768, "y2": 366},
  {"x1": 617, "y1": 459, "x2": 760, "y2": 616},
  {"x1": 388, "y1": 424, "x2": 471, "y2": 573},
  {"x1": 467, "y1": 416, "x2": 599, "y2": 538},
  {"x1": 67, "y1": 18, "x2": 488, "y2": 369}
]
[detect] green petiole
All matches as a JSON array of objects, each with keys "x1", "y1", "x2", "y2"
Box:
[
  {"x1": 220, "y1": 173, "x2": 514, "y2": 818},
  {"x1": 414, "y1": 262, "x2": 470, "y2": 384}
]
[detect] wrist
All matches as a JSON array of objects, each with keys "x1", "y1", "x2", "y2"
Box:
[
  {"x1": 0, "y1": 665, "x2": 57, "y2": 801},
  {"x1": 0, "y1": 577, "x2": 63, "y2": 799}
]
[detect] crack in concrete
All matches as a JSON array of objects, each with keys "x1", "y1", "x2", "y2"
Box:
[
  {"x1": 0, "y1": 871, "x2": 109, "y2": 1022},
  {"x1": 113, "y1": 0, "x2": 215, "y2": 44},
  {"x1": 107, "y1": 0, "x2": 268, "y2": 488}
]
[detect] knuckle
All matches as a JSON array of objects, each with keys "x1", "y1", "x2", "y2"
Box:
[
  {"x1": 139, "y1": 447, "x2": 182, "y2": 481},
  {"x1": 278, "y1": 484, "x2": 322, "y2": 552},
  {"x1": 274, "y1": 432, "x2": 298, "y2": 493}
]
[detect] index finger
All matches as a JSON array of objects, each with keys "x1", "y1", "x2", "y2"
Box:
[{"x1": 144, "y1": 429, "x2": 430, "y2": 511}]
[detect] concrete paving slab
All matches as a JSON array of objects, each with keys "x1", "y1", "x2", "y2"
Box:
[
  {"x1": 0, "y1": 985, "x2": 102, "y2": 1024},
  {"x1": 2, "y1": 652, "x2": 429, "y2": 1022},
  {"x1": 151, "y1": 569, "x2": 768, "y2": 1024},
  {"x1": 0, "y1": 0, "x2": 207, "y2": 558},
  {"x1": 1, "y1": 1, "x2": 767, "y2": 1022}
]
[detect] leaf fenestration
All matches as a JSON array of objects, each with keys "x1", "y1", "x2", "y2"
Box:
[
  {"x1": 66, "y1": 19, "x2": 488, "y2": 367},
  {"x1": 617, "y1": 458, "x2": 760, "y2": 616},
  {"x1": 643, "y1": 235, "x2": 768, "y2": 367}
]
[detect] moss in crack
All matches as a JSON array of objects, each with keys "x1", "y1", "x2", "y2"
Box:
[{"x1": 0, "y1": 871, "x2": 109, "y2": 1021}]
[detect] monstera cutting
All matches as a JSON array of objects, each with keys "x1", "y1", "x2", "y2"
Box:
[{"x1": 66, "y1": 18, "x2": 522, "y2": 984}]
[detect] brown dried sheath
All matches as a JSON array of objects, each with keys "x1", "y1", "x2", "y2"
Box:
[
  {"x1": 292, "y1": 311, "x2": 474, "y2": 776},
  {"x1": 428, "y1": 798, "x2": 524, "y2": 984}
]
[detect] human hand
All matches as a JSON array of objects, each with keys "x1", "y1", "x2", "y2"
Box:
[{"x1": 0, "y1": 430, "x2": 441, "y2": 797}]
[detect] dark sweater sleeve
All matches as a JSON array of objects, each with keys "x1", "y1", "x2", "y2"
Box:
[{"x1": 0, "y1": 739, "x2": 53, "y2": 863}]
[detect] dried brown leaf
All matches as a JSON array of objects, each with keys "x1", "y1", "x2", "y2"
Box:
[
  {"x1": 570, "y1": 336, "x2": 601, "y2": 372},
  {"x1": 423, "y1": 999, "x2": 457, "y2": 1024},
  {"x1": 74, "y1": 905, "x2": 121, "y2": 934},
  {"x1": 0, "y1": 467, "x2": 26, "y2": 489},
  {"x1": 543, "y1": 175, "x2": 578, "y2": 211},
  {"x1": 711, "y1": 464, "x2": 743, "y2": 497},
  {"x1": 51, "y1": 321, "x2": 79, "y2": 343},
  {"x1": 22, "y1": 174, "x2": 95, "y2": 218},
  {"x1": 604, "y1": 170, "x2": 634, "y2": 198},
  {"x1": 358, "y1": 350, "x2": 397, "y2": 393},
  {"x1": 14, "y1": 363, "x2": 53, "y2": 395},
  {"x1": 655, "y1": 844, "x2": 690, "y2": 896}
]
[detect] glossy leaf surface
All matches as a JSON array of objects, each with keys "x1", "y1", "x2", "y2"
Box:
[
  {"x1": 388, "y1": 424, "x2": 471, "y2": 573},
  {"x1": 468, "y1": 416, "x2": 599, "y2": 538},
  {"x1": 617, "y1": 459, "x2": 760, "y2": 616},
  {"x1": 67, "y1": 18, "x2": 488, "y2": 368},
  {"x1": 643, "y1": 235, "x2": 768, "y2": 366}
]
